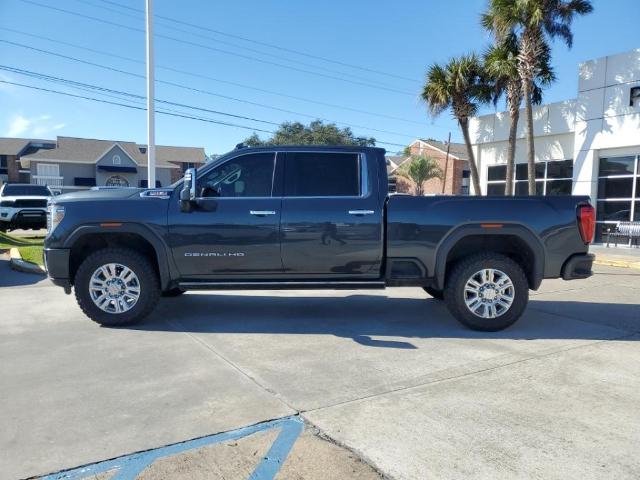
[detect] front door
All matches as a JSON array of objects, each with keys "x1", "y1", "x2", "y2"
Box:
[
  {"x1": 280, "y1": 151, "x2": 383, "y2": 278},
  {"x1": 168, "y1": 152, "x2": 282, "y2": 277}
]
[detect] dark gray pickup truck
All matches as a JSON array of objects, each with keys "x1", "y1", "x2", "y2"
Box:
[{"x1": 44, "y1": 145, "x2": 595, "y2": 331}]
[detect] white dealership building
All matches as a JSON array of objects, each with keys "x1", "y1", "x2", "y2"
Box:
[{"x1": 470, "y1": 48, "x2": 640, "y2": 241}]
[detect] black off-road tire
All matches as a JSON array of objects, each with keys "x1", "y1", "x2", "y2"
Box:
[
  {"x1": 161, "y1": 287, "x2": 185, "y2": 297},
  {"x1": 74, "y1": 248, "x2": 160, "y2": 327},
  {"x1": 443, "y1": 252, "x2": 529, "y2": 331},
  {"x1": 422, "y1": 286, "x2": 444, "y2": 300}
]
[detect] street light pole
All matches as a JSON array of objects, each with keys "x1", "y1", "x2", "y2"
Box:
[{"x1": 145, "y1": 0, "x2": 156, "y2": 188}]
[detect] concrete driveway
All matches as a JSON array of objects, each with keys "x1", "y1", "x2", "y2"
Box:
[{"x1": 0, "y1": 260, "x2": 639, "y2": 479}]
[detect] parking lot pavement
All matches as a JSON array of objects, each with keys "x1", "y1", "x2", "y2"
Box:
[{"x1": 1, "y1": 264, "x2": 639, "y2": 479}]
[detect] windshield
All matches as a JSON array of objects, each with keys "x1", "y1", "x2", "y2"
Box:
[{"x1": 2, "y1": 185, "x2": 52, "y2": 196}]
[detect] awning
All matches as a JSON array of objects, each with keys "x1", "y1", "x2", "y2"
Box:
[{"x1": 97, "y1": 165, "x2": 137, "y2": 173}]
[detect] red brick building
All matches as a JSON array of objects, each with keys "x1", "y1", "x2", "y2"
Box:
[{"x1": 388, "y1": 139, "x2": 470, "y2": 195}]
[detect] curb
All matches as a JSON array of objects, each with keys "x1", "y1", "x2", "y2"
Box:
[
  {"x1": 593, "y1": 256, "x2": 640, "y2": 270},
  {"x1": 9, "y1": 247, "x2": 46, "y2": 275}
]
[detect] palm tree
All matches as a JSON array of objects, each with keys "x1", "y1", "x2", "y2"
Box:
[
  {"x1": 484, "y1": 34, "x2": 555, "y2": 195},
  {"x1": 422, "y1": 54, "x2": 491, "y2": 195},
  {"x1": 396, "y1": 155, "x2": 443, "y2": 196},
  {"x1": 482, "y1": 0, "x2": 593, "y2": 194}
]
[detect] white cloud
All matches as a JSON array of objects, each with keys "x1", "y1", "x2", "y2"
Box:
[
  {"x1": 6, "y1": 115, "x2": 31, "y2": 136},
  {"x1": 4, "y1": 114, "x2": 66, "y2": 138}
]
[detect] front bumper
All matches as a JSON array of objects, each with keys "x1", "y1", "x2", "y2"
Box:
[
  {"x1": 44, "y1": 248, "x2": 71, "y2": 292},
  {"x1": 561, "y1": 253, "x2": 595, "y2": 280},
  {"x1": 0, "y1": 208, "x2": 47, "y2": 228}
]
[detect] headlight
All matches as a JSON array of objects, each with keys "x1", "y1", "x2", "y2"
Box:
[{"x1": 48, "y1": 204, "x2": 65, "y2": 234}]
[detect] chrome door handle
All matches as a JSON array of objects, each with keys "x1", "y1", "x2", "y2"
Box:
[
  {"x1": 348, "y1": 210, "x2": 375, "y2": 215},
  {"x1": 250, "y1": 210, "x2": 277, "y2": 216}
]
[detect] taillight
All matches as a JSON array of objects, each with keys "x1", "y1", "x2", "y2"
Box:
[{"x1": 577, "y1": 204, "x2": 595, "y2": 244}]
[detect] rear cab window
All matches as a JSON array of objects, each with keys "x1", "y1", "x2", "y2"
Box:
[
  {"x1": 1, "y1": 185, "x2": 51, "y2": 196},
  {"x1": 284, "y1": 152, "x2": 362, "y2": 197}
]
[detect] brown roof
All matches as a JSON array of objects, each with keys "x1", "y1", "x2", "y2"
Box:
[
  {"x1": 19, "y1": 136, "x2": 206, "y2": 168},
  {"x1": 0, "y1": 137, "x2": 53, "y2": 156},
  {"x1": 419, "y1": 139, "x2": 469, "y2": 160}
]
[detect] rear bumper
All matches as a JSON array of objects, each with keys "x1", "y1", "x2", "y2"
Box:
[
  {"x1": 561, "y1": 253, "x2": 594, "y2": 280},
  {"x1": 44, "y1": 248, "x2": 71, "y2": 291}
]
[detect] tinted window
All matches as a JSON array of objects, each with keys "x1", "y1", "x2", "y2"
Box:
[
  {"x1": 199, "y1": 153, "x2": 275, "y2": 198},
  {"x1": 487, "y1": 165, "x2": 507, "y2": 181},
  {"x1": 486, "y1": 183, "x2": 506, "y2": 195},
  {"x1": 285, "y1": 152, "x2": 360, "y2": 197},
  {"x1": 2, "y1": 185, "x2": 51, "y2": 196},
  {"x1": 514, "y1": 181, "x2": 544, "y2": 195},
  {"x1": 546, "y1": 179, "x2": 572, "y2": 196},
  {"x1": 598, "y1": 177, "x2": 634, "y2": 199},
  {"x1": 599, "y1": 157, "x2": 635, "y2": 176},
  {"x1": 546, "y1": 160, "x2": 573, "y2": 179},
  {"x1": 596, "y1": 201, "x2": 632, "y2": 221},
  {"x1": 516, "y1": 163, "x2": 545, "y2": 180}
]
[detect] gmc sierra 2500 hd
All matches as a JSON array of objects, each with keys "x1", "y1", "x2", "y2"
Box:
[{"x1": 43, "y1": 145, "x2": 595, "y2": 331}]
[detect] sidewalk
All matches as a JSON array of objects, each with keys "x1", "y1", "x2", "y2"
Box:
[{"x1": 591, "y1": 244, "x2": 640, "y2": 269}]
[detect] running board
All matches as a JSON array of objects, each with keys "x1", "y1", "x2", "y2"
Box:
[{"x1": 178, "y1": 280, "x2": 386, "y2": 290}]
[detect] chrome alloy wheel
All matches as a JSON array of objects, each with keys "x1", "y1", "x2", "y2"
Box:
[
  {"x1": 89, "y1": 263, "x2": 141, "y2": 314},
  {"x1": 463, "y1": 268, "x2": 514, "y2": 319}
]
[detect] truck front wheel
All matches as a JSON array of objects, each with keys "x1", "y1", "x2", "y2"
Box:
[
  {"x1": 74, "y1": 248, "x2": 160, "y2": 327},
  {"x1": 443, "y1": 253, "x2": 529, "y2": 331}
]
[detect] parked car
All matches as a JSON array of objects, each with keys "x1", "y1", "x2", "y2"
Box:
[
  {"x1": 0, "y1": 183, "x2": 52, "y2": 232},
  {"x1": 43, "y1": 146, "x2": 595, "y2": 331}
]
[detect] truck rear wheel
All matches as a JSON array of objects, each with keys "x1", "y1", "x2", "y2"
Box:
[
  {"x1": 443, "y1": 253, "x2": 528, "y2": 331},
  {"x1": 74, "y1": 248, "x2": 160, "y2": 327}
]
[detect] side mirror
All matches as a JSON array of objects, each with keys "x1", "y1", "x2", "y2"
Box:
[{"x1": 180, "y1": 168, "x2": 197, "y2": 212}]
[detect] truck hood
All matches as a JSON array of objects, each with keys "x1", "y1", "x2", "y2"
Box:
[
  {"x1": 53, "y1": 188, "x2": 145, "y2": 203},
  {"x1": 1, "y1": 195, "x2": 50, "y2": 202}
]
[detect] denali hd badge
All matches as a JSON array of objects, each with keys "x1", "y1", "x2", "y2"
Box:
[{"x1": 184, "y1": 252, "x2": 245, "y2": 257}]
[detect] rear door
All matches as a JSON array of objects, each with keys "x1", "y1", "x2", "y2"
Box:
[
  {"x1": 168, "y1": 151, "x2": 283, "y2": 277},
  {"x1": 280, "y1": 151, "x2": 383, "y2": 278}
]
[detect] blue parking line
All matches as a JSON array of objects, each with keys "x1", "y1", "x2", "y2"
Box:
[{"x1": 41, "y1": 416, "x2": 304, "y2": 480}]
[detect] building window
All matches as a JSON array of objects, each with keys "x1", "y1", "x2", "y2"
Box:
[
  {"x1": 181, "y1": 162, "x2": 195, "y2": 173},
  {"x1": 0, "y1": 155, "x2": 7, "y2": 175},
  {"x1": 486, "y1": 160, "x2": 573, "y2": 196},
  {"x1": 105, "y1": 175, "x2": 129, "y2": 187},
  {"x1": 595, "y1": 155, "x2": 639, "y2": 243},
  {"x1": 113, "y1": 155, "x2": 121, "y2": 165}
]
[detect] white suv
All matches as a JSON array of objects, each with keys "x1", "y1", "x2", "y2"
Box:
[{"x1": 0, "y1": 183, "x2": 52, "y2": 232}]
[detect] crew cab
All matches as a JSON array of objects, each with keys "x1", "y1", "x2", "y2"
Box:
[
  {"x1": 43, "y1": 146, "x2": 595, "y2": 331},
  {"x1": 0, "y1": 183, "x2": 52, "y2": 232}
]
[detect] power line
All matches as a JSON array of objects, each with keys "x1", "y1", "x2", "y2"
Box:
[
  {"x1": 0, "y1": 65, "x2": 281, "y2": 126},
  {"x1": 0, "y1": 27, "x2": 431, "y2": 127},
  {"x1": 0, "y1": 39, "x2": 424, "y2": 139},
  {"x1": 0, "y1": 79, "x2": 277, "y2": 134},
  {"x1": 69, "y1": 0, "x2": 409, "y2": 91},
  {"x1": 0, "y1": 79, "x2": 407, "y2": 148},
  {"x1": 18, "y1": 0, "x2": 416, "y2": 96},
  {"x1": 94, "y1": 0, "x2": 421, "y2": 84}
]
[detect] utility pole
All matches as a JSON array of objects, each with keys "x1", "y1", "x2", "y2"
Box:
[
  {"x1": 145, "y1": 0, "x2": 156, "y2": 188},
  {"x1": 441, "y1": 132, "x2": 451, "y2": 194}
]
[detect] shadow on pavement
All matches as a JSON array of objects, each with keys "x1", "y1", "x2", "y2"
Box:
[
  {"x1": 0, "y1": 256, "x2": 45, "y2": 287},
  {"x1": 129, "y1": 293, "x2": 640, "y2": 346}
]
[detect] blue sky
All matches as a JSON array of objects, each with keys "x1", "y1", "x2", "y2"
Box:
[{"x1": 0, "y1": 0, "x2": 638, "y2": 155}]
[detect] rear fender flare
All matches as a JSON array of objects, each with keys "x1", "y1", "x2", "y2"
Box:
[{"x1": 434, "y1": 223, "x2": 545, "y2": 290}]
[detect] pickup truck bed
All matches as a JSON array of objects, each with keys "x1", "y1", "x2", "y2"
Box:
[{"x1": 44, "y1": 145, "x2": 595, "y2": 331}]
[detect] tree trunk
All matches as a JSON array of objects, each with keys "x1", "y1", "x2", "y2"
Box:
[
  {"x1": 459, "y1": 118, "x2": 481, "y2": 195},
  {"x1": 506, "y1": 100, "x2": 520, "y2": 196},
  {"x1": 522, "y1": 79, "x2": 536, "y2": 195}
]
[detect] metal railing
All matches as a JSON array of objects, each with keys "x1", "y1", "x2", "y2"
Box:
[{"x1": 32, "y1": 175, "x2": 64, "y2": 187}]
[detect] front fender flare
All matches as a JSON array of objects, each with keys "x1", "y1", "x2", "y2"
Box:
[{"x1": 63, "y1": 223, "x2": 173, "y2": 290}]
